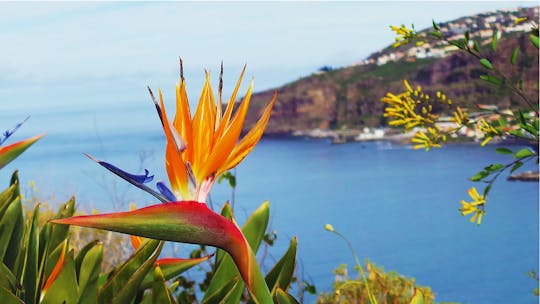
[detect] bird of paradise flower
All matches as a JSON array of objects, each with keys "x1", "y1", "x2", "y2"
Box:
[
  {"x1": 52, "y1": 62, "x2": 277, "y2": 303},
  {"x1": 0, "y1": 116, "x2": 44, "y2": 170}
]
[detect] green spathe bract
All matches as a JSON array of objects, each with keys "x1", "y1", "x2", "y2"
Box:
[{"x1": 52, "y1": 201, "x2": 273, "y2": 303}]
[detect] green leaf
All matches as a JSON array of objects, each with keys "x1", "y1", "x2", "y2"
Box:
[
  {"x1": 218, "y1": 171, "x2": 236, "y2": 188},
  {"x1": 495, "y1": 147, "x2": 513, "y2": 155},
  {"x1": 202, "y1": 202, "x2": 270, "y2": 304},
  {"x1": 98, "y1": 239, "x2": 162, "y2": 303},
  {"x1": 266, "y1": 237, "x2": 297, "y2": 293},
  {"x1": 77, "y1": 242, "x2": 103, "y2": 304},
  {"x1": 531, "y1": 34, "x2": 539, "y2": 49},
  {"x1": 518, "y1": 110, "x2": 528, "y2": 126},
  {"x1": 0, "y1": 197, "x2": 22, "y2": 263},
  {"x1": 473, "y1": 40, "x2": 481, "y2": 52},
  {"x1": 521, "y1": 124, "x2": 538, "y2": 137},
  {"x1": 449, "y1": 39, "x2": 466, "y2": 49},
  {"x1": 74, "y1": 240, "x2": 100, "y2": 278},
  {"x1": 200, "y1": 277, "x2": 241, "y2": 304},
  {"x1": 47, "y1": 198, "x2": 76, "y2": 256},
  {"x1": 0, "y1": 286, "x2": 23, "y2": 304},
  {"x1": 484, "y1": 163, "x2": 503, "y2": 172},
  {"x1": 480, "y1": 75, "x2": 501, "y2": 85},
  {"x1": 20, "y1": 205, "x2": 39, "y2": 304},
  {"x1": 498, "y1": 118, "x2": 507, "y2": 128},
  {"x1": 0, "y1": 262, "x2": 18, "y2": 293},
  {"x1": 150, "y1": 266, "x2": 176, "y2": 304},
  {"x1": 304, "y1": 282, "x2": 317, "y2": 295},
  {"x1": 0, "y1": 184, "x2": 17, "y2": 219},
  {"x1": 432, "y1": 20, "x2": 439, "y2": 31},
  {"x1": 509, "y1": 129, "x2": 526, "y2": 138},
  {"x1": 429, "y1": 31, "x2": 442, "y2": 39},
  {"x1": 479, "y1": 58, "x2": 493, "y2": 70},
  {"x1": 274, "y1": 288, "x2": 300, "y2": 304},
  {"x1": 2, "y1": 172, "x2": 23, "y2": 271},
  {"x1": 112, "y1": 241, "x2": 164, "y2": 304},
  {"x1": 511, "y1": 47, "x2": 519, "y2": 64},
  {"x1": 510, "y1": 161, "x2": 524, "y2": 173},
  {"x1": 491, "y1": 31, "x2": 499, "y2": 51},
  {"x1": 483, "y1": 185, "x2": 492, "y2": 197},
  {"x1": 140, "y1": 255, "x2": 210, "y2": 290},
  {"x1": 514, "y1": 148, "x2": 535, "y2": 159},
  {"x1": 40, "y1": 251, "x2": 79, "y2": 304},
  {"x1": 464, "y1": 31, "x2": 470, "y2": 42},
  {"x1": 470, "y1": 170, "x2": 489, "y2": 182}
]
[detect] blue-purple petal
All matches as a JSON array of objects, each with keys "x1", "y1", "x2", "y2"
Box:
[
  {"x1": 156, "y1": 181, "x2": 177, "y2": 202},
  {"x1": 1, "y1": 116, "x2": 29, "y2": 146},
  {"x1": 97, "y1": 161, "x2": 154, "y2": 184},
  {"x1": 84, "y1": 153, "x2": 167, "y2": 203}
]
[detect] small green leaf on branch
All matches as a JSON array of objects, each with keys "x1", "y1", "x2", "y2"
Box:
[
  {"x1": 491, "y1": 31, "x2": 499, "y2": 51},
  {"x1": 470, "y1": 170, "x2": 489, "y2": 181},
  {"x1": 484, "y1": 163, "x2": 503, "y2": 172},
  {"x1": 473, "y1": 40, "x2": 481, "y2": 52},
  {"x1": 514, "y1": 148, "x2": 535, "y2": 159},
  {"x1": 432, "y1": 20, "x2": 439, "y2": 31},
  {"x1": 511, "y1": 47, "x2": 519, "y2": 64},
  {"x1": 483, "y1": 185, "x2": 492, "y2": 197},
  {"x1": 480, "y1": 75, "x2": 501, "y2": 85},
  {"x1": 530, "y1": 34, "x2": 539, "y2": 49},
  {"x1": 495, "y1": 147, "x2": 513, "y2": 155},
  {"x1": 429, "y1": 31, "x2": 442, "y2": 39},
  {"x1": 479, "y1": 58, "x2": 493, "y2": 70},
  {"x1": 510, "y1": 161, "x2": 524, "y2": 173}
]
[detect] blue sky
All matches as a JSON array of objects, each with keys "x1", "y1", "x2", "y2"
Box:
[{"x1": 0, "y1": 1, "x2": 536, "y2": 132}]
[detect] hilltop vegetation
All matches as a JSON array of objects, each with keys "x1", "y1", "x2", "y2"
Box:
[{"x1": 245, "y1": 7, "x2": 539, "y2": 135}]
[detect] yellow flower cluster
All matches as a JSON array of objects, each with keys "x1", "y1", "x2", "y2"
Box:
[
  {"x1": 411, "y1": 127, "x2": 446, "y2": 151},
  {"x1": 390, "y1": 25, "x2": 417, "y2": 48},
  {"x1": 381, "y1": 80, "x2": 439, "y2": 131},
  {"x1": 450, "y1": 106, "x2": 469, "y2": 126},
  {"x1": 478, "y1": 119, "x2": 501, "y2": 146},
  {"x1": 459, "y1": 187, "x2": 486, "y2": 225},
  {"x1": 514, "y1": 17, "x2": 528, "y2": 24}
]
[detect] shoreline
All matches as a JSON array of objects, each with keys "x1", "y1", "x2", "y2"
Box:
[{"x1": 264, "y1": 128, "x2": 534, "y2": 146}]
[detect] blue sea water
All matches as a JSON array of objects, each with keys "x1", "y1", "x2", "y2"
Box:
[{"x1": 0, "y1": 114, "x2": 538, "y2": 303}]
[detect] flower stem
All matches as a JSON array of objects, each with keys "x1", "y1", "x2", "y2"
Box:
[{"x1": 332, "y1": 230, "x2": 378, "y2": 304}]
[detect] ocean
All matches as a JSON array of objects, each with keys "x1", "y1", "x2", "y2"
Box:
[{"x1": 0, "y1": 115, "x2": 538, "y2": 303}]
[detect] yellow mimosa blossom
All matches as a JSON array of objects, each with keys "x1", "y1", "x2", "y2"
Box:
[
  {"x1": 411, "y1": 127, "x2": 444, "y2": 151},
  {"x1": 451, "y1": 106, "x2": 469, "y2": 126},
  {"x1": 390, "y1": 24, "x2": 417, "y2": 48},
  {"x1": 514, "y1": 17, "x2": 528, "y2": 24},
  {"x1": 459, "y1": 187, "x2": 485, "y2": 225},
  {"x1": 478, "y1": 119, "x2": 501, "y2": 146},
  {"x1": 381, "y1": 80, "x2": 439, "y2": 134}
]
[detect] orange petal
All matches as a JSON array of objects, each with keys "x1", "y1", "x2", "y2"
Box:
[
  {"x1": 42, "y1": 240, "x2": 67, "y2": 292},
  {"x1": 191, "y1": 75, "x2": 216, "y2": 181},
  {"x1": 173, "y1": 81, "x2": 194, "y2": 164},
  {"x1": 130, "y1": 235, "x2": 145, "y2": 250},
  {"x1": 221, "y1": 92, "x2": 277, "y2": 174},
  {"x1": 199, "y1": 80, "x2": 255, "y2": 180},
  {"x1": 215, "y1": 65, "x2": 247, "y2": 141},
  {"x1": 159, "y1": 89, "x2": 189, "y2": 198}
]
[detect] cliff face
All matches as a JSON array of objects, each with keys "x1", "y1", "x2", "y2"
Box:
[{"x1": 245, "y1": 34, "x2": 538, "y2": 135}]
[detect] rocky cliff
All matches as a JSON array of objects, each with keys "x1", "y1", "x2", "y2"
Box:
[{"x1": 244, "y1": 10, "x2": 539, "y2": 135}]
